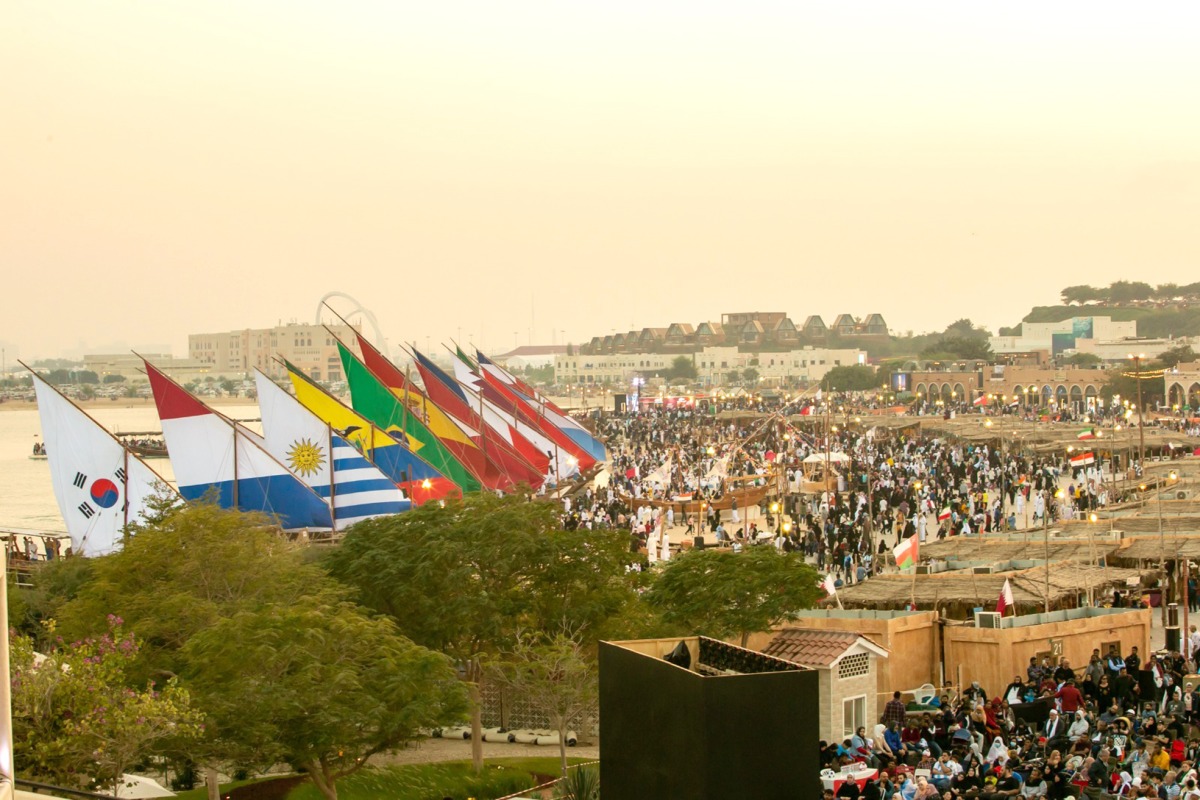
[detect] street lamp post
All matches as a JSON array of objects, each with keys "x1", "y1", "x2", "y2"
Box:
[{"x1": 1129, "y1": 353, "x2": 1147, "y2": 468}]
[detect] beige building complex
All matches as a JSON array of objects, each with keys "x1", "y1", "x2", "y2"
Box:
[
  {"x1": 555, "y1": 344, "x2": 867, "y2": 387},
  {"x1": 188, "y1": 322, "x2": 360, "y2": 381}
]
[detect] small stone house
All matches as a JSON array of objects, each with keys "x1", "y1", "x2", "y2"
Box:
[{"x1": 762, "y1": 628, "x2": 889, "y2": 746}]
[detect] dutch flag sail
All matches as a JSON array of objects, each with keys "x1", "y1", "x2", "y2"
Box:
[
  {"x1": 254, "y1": 370, "x2": 410, "y2": 529},
  {"x1": 144, "y1": 360, "x2": 333, "y2": 531},
  {"x1": 29, "y1": 366, "x2": 178, "y2": 556}
]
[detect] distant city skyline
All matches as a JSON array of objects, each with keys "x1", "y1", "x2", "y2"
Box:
[{"x1": 5, "y1": 2, "x2": 1199, "y2": 360}]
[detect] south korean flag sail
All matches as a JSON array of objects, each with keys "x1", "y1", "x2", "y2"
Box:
[
  {"x1": 254, "y1": 370, "x2": 410, "y2": 529},
  {"x1": 30, "y1": 369, "x2": 176, "y2": 556}
]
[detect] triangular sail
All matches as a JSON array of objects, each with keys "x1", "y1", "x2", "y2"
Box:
[
  {"x1": 336, "y1": 341, "x2": 482, "y2": 493},
  {"x1": 477, "y1": 350, "x2": 607, "y2": 463},
  {"x1": 29, "y1": 367, "x2": 178, "y2": 556},
  {"x1": 144, "y1": 360, "x2": 333, "y2": 531},
  {"x1": 254, "y1": 371, "x2": 411, "y2": 528},
  {"x1": 280, "y1": 358, "x2": 457, "y2": 504}
]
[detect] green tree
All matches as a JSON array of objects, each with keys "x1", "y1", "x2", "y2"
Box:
[
  {"x1": 943, "y1": 318, "x2": 990, "y2": 340},
  {"x1": 1156, "y1": 283, "x2": 1181, "y2": 300},
  {"x1": 60, "y1": 504, "x2": 333, "y2": 680},
  {"x1": 183, "y1": 599, "x2": 467, "y2": 800},
  {"x1": 645, "y1": 547, "x2": 821, "y2": 647},
  {"x1": 325, "y1": 493, "x2": 637, "y2": 773},
  {"x1": 1159, "y1": 345, "x2": 1196, "y2": 368},
  {"x1": 1109, "y1": 280, "x2": 1154, "y2": 304},
  {"x1": 102, "y1": 374, "x2": 126, "y2": 384},
  {"x1": 1063, "y1": 352, "x2": 1103, "y2": 367},
  {"x1": 11, "y1": 618, "x2": 204, "y2": 794},
  {"x1": 58, "y1": 504, "x2": 348, "y2": 796},
  {"x1": 725, "y1": 370, "x2": 741, "y2": 384},
  {"x1": 1061, "y1": 285, "x2": 1099, "y2": 305},
  {"x1": 920, "y1": 336, "x2": 991, "y2": 361},
  {"x1": 488, "y1": 633, "x2": 596, "y2": 778},
  {"x1": 742, "y1": 367, "x2": 760, "y2": 383},
  {"x1": 820, "y1": 365, "x2": 879, "y2": 392},
  {"x1": 665, "y1": 355, "x2": 698, "y2": 382}
]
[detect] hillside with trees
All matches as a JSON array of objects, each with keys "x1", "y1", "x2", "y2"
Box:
[{"x1": 1000, "y1": 281, "x2": 1200, "y2": 338}]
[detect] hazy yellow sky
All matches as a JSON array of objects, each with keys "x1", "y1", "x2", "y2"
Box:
[{"x1": 4, "y1": 1, "x2": 1199, "y2": 359}]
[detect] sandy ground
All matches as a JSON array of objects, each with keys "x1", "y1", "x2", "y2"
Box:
[{"x1": 370, "y1": 736, "x2": 599, "y2": 766}]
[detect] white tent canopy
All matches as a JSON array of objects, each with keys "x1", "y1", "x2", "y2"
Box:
[{"x1": 802, "y1": 452, "x2": 851, "y2": 464}]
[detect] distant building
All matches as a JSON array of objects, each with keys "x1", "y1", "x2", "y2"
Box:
[
  {"x1": 83, "y1": 353, "x2": 216, "y2": 384},
  {"x1": 1165, "y1": 362, "x2": 1200, "y2": 412},
  {"x1": 578, "y1": 311, "x2": 887, "y2": 356},
  {"x1": 555, "y1": 344, "x2": 866, "y2": 387},
  {"x1": 188, "y1": 322, "x2": 359, "y2": 381},
  {"x1": 990, "y1": 316, "x2": 1137, "y2": 356}
]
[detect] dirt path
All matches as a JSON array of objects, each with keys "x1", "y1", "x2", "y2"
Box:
[{"x1": 370, "y1": 736, "x2": 599, "y2": 766}]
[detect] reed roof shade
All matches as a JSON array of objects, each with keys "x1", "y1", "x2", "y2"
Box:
[{"x1": 831, "y1": 564, "x2": 1149, "y2": 610}]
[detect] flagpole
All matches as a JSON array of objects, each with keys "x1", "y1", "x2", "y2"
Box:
[
  {"x1": 0, "y1": 546, "x2": 14, "y2": 800},
  {"x1": 122, "y1": 447, "x2": 130, "y2": 540},
  {"x1": 327, "y1": 422, "x2": 337, "y2": 532},
  {"x1": 232, "y1": 423, "x2": 240, "y2": 510}
]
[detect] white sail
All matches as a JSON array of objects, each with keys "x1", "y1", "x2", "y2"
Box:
[
  {"x1": 31, "y1": 370, "x2": 176, "y2": 556},
  {"x1": 254, "y1": 370, "x2": 410, "y2": 529}
]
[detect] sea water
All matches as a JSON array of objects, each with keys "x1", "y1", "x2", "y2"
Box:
[{"x1": 0, "y1": 403, "x2": 259, "y2": 531}]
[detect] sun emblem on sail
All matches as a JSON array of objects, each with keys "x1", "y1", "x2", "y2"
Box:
[{"x1": 286, "y1": 438, "x2": 325, "y2": 477}]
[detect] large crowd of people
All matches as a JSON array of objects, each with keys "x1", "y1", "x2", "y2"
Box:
[
  {"x1": 562, "y1": 395, "x2": 1135, "y2": 588},
  {"x1": 821, "y1": 637, "x2": 1200, "y2": 800}
]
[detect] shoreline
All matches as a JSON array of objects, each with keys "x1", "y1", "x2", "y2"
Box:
[{"x1": 0, "y1": 397, "x2": 259, "y2": 413}]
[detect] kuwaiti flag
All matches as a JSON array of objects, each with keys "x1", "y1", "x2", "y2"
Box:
[
  {"x1": 281, "y1": 359, "x2": 457, "y2": 505},
  {"x1": 30, "y1": 368, "x2": 178, "y2": 556},
  {"x1": 1070, "y1": 452, "x2": 1095, "y2": 468},
  {"x1": 892, "y1": 534, "x2": 919, "y2": 570},
  {"x1": 255, "y1": 371, "x2": 410, "y2": 529},
  {"x1": 997, "y1": 578, "x2": 1015, "y2": 616},
  {"x1": 1077, "y1": 428, "x2": 1096, "y2": 440},
  {"x1": 476, "y1": 350, "x2": 607, "y2": 463},
  {"x1": 145, "y1": 361, "x2": 332, "y2": 531}
]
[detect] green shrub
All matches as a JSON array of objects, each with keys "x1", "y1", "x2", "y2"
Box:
[{"x1": 553, "y1": 765, "x2": 600, "y2": 800}]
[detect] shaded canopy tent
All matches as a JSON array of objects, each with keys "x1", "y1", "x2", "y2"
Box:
[
  {"x1": 1062, "y1": 516, "x2": 1200, "y2": 536},
  {"x1": 800, "y1": 451, "x2": 851, "y2": 493},
  {"x1": 1108, "y1": 536, "x2": 1200, "y2": 563},
  {"x1": 919, "y1": 538, "x2": 1118, "y2": 565},
  {"x1": 831, "y1": 564, "x2": 1150, "y2": 616}
]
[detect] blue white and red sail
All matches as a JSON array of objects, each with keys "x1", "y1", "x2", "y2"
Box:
[
  {"x1": 459, "y1": 349, "x2": 597, "y2": 470},
  {"x1": 30, "y1": 366, "x2": 178, "y2": 556},
  {"x1": 478, "y1": 350, "x2": 607, "y2": 463},
  {"x1": 255, "y1": 371, "x2": 410, "y2": 529},
  {"x1": 145, "y1": 360, "x2": 333, "y2": 530}
]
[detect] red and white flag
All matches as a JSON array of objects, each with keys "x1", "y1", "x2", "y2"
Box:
[
  {"x1": 997, "y1": 578, "x2": 1014, "y2": 616},
  {"x1": 822, "y1": 574, "x2": 837, "y2": 596},
  {"x1": 937, "y1": 506, "x2": 952, "y2": 522}
]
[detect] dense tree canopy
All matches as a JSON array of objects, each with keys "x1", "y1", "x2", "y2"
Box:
[
  {"x1": 645, "y1": 547, "x2": 822, "y2": 647},
  {"x1": 665, "y1": 355, "x2": 698, "y2": 382},
  {"x1": 820, "y1": 365, "x2": 879, "y2": 392},
  {"x1": 325, "y1": 492, "x2": 640, "y2": 771},
  {"x1": 183, "y1": 599, "x2": 467, "y2": 800}
]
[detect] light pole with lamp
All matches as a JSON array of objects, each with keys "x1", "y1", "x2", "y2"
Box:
[{"x1": 1129, "y1": 353, "x2": 1147, "y2": 468}]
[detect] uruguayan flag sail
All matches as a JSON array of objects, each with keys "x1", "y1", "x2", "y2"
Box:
[
  {"x1": 255, "y1": 371, "x2": 410, "y2": 529},
  {"x1": 30, "y1": 368, "x2": 177, "y2": 556},
  {"x1": 145, "y1": 360, "x2": 333, "y2": 531}
]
